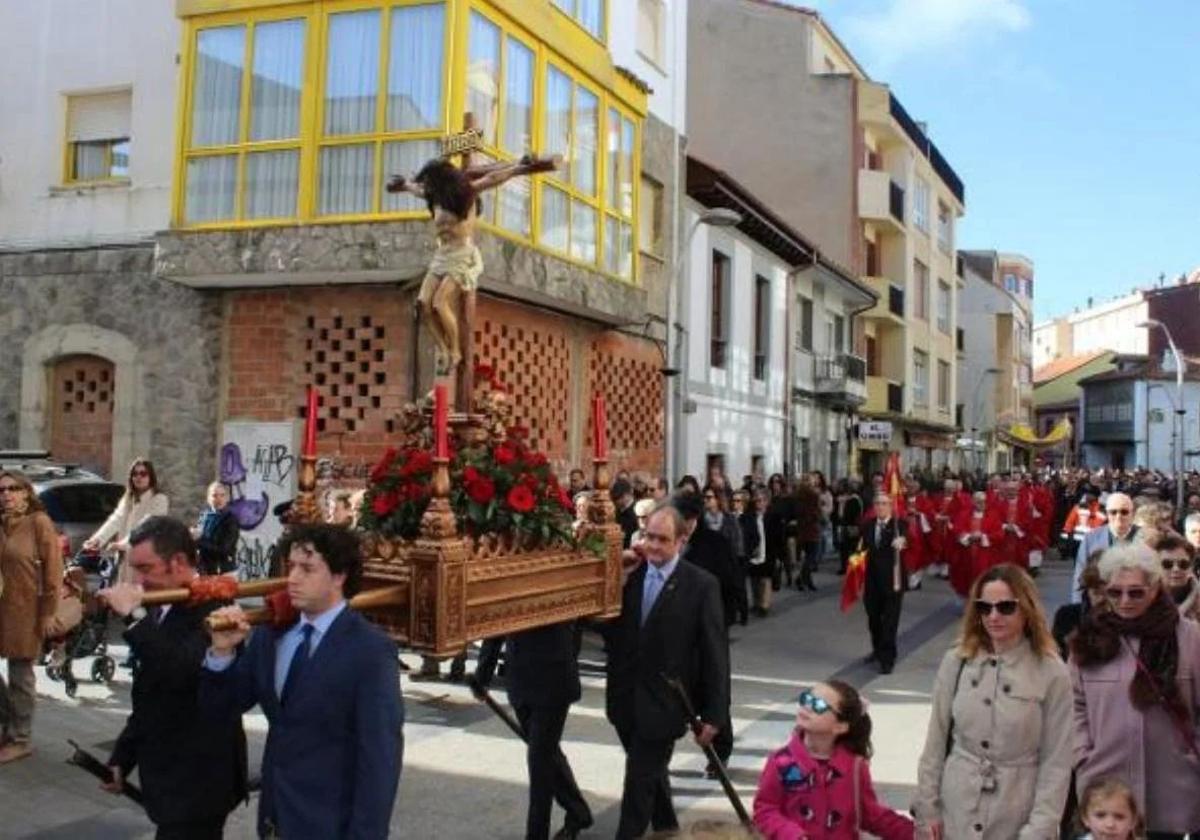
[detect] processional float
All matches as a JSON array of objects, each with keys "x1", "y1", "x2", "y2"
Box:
[{"x1": 145, "y1": 123, "x2": 624, "y2": 652}]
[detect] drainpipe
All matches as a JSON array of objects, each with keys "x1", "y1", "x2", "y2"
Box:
[{"x1": 664, "y1": 0, "x2": 683, "y2": 481}]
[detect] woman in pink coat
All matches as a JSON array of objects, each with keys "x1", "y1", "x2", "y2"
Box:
[{"x1": 753, "y1": 680, "x2": 913, "y2": 840}]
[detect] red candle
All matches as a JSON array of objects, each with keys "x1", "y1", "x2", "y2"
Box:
[
  {"x1": 434, "y1": 383, "x2": 449, "y2": 458},
  {"x1": 303, "y1": 386, "x2": 319, "y2": 457},
  {"x1": 593, "y1": 395, "x2": 608, "y2": 461}
]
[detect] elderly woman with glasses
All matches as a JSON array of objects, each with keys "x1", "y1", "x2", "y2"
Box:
[
  {"x1": 913, "y1": 564, "x2": 1072, "y2": 840},
  {"x1": 0, "y1": 470, "x2": 63, "y2": 764},
  {"x1": 1151, "y1": 531, "x2": 1200, "y2": 622},
  {"x1": 1069, "y1": 542, "x2": 1200, "y2": 838}
]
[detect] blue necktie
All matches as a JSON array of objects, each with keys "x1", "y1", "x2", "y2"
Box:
[
  {"x1": 642, "y1": 567, "x2": 664, "y2": 625},
  {"x1": 281, "y1": 624, "x2": 314, "y2": 705}
]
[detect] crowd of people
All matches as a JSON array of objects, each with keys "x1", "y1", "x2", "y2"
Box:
[{"x1": 3, "y1": 456, "x2": 1200, "y2": 839}]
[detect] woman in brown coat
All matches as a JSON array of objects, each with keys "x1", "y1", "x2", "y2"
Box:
[{"x1": 0, "y1": 469, "x2": 62, "y2": 763}]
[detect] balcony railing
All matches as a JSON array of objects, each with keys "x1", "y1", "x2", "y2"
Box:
[
  {"x1": 815, "y1": 353, "x2": 867, "y2": 383},
  {"x1": 889, "y1": 180, "x2": 905, "y2": 223},
  {"x1": 888, "y1": 382, "x2": 904, "y2": 413},
  {"x1": 888, "y1": 285, "x2": 905, "y2": 318}
]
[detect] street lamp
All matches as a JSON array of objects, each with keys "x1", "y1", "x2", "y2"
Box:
[
  {"x1": 1137, "y1": 319, "x2": 1186, "y2": 514},
  {"x1": 969, "y1": 367, "x2": 1002, "y2": 472},
  {"x1": 666, "y1": 207, "x2": 743, "y2": 478}
]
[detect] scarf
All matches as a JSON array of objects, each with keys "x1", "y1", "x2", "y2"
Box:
[{"x1": 1070, "y1": 590, "x2": 1183, "y2": 713}]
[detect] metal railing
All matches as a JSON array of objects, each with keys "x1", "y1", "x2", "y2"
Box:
[{"x1": 815, "y1": 353, "x2": 867, "y2": 384}]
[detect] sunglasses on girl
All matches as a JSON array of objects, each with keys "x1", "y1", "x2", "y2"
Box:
[
  {"x1": 975, "y1": 599, "x2": 1020, "y2": 617},
  {"x1": 131, "y1": 469, "x2": 150, "y2": 478},
  {"x1": 797, "y1": 689, "x2": 840, "y2": 718}
]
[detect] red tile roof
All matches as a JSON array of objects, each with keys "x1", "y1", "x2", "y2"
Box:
[{"x1": 1033, "y1": 351, "x2": 1109, "y2": 384}]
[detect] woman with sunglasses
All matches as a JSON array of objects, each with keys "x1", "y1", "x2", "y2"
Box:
[
  {"x1": 83, "y1": 458, "x2": 170, "y2": 562},
  {"x1": 1070, "y1": 543, "x2": 1200, "y2": 838},
  {"x1": 0, "y1": 470, "x2": 63, "y2": 764},
  {"x1": 914, "y1": 564, "x2": 1072, "y2": 840},
  {"x1": 1150, "y1": 531, "x2": 1200, "y2": 622},
  {"x1": 754, "y1": 680, "x2": 913, "y2": 839}
]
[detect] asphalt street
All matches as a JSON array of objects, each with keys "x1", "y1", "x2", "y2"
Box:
[{"x1": 0, "y1": 557, "x2": 1072, "y2": 838}]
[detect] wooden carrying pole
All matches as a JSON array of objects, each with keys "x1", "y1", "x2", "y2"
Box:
[{"x1": 204, "y1": 584, "x2": 409, "y2": 633}]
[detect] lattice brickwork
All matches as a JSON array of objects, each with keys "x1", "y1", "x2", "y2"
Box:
[
  {"x1": 300, "y1": 312, "x2": 391, "y2": 436},
  {"x1": 587, "y1": 334, "x2": 664, "y2": 473},
  {"x1": 473, "y1": 302, "x2": 572, "y2": 463}
]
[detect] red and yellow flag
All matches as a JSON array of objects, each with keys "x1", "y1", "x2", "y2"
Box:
[{"x1": 840, "y1": 544, "x2": 867, "y2": 612}]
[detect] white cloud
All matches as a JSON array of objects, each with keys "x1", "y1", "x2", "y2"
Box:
[{"x1": 842, "y1": 0, "x2": 1032, "y2": 70}]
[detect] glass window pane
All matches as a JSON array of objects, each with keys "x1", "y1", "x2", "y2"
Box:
[
  {"x1": 544, "y1": 66, "x2": 571, "y2": 167},
  {"x1": 318, "y1": 143, "x2": 374, "y2": 215},
  {"x1": 185, "y1": 154, "x2": 237, "y2": 222},
  {"x1": 619, "y1": 221, "x2": 633, "y2": 278},
  {"x1": 497, "y1": 178, "x2": 531, "y2": 237},
  {"x1": 467, "y1": 13, "x2": 500, "y2": 145},
  {"x1": 324, "y1": 10, "x2": 380, "y2": 136},
  {"x1": 574, "y1": 86, "x2": 598, "y2": 196},
  {"x1": 244, "y1": 150, "x2": 299, "y2": 218},
  {"x1": 501, "y1": 39, "x2": 533, "y2": 156},
  {"x1": 606, "y1": 109, "x2": 620, "y2": 207},
  {"x1": 579, "y1": 0, "x2": 603, "y2": 37},
  {"x1": 192, "y1": 25, "x2": 245, "y2": 147},
  {"x1": 570, "y1": 202, "x2": 596, "y2": 264},
  {"x1": 388, "y1": 4, "x2": 445, "y2": 131},
  {"x1": 73, "y1": 142, "x2": 108, "y2": 180},
  {"x1": 250, "y1": 19, "x2": 305, "y2": 141},
  {"x1": 604, "y1": 215, "x2": 618, "y2": 274},
  {"x1": 382, "y1": 139, "x2": 441, "y2": 213},
  {"x1": 540, "y1": 184, "x2": 568, "y2": 252},
  {"x1": 110, "y1": 140, "x2": 130, "y2": 177},
  {"x1": 620, "y1": 118, "x2": 635, "y2": 217}
]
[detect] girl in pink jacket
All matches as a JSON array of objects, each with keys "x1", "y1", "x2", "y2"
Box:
[{"x1": 753, "y1": 680, "x2": 913, "y2": 840}]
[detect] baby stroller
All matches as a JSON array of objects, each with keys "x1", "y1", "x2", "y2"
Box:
[{"x1": 44, "y1": 549, "x2": 119, "y2": 697}]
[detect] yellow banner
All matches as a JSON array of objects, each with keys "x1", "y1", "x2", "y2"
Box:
[{"x1": 1005, "y1": 418, "x2": 1072, "y2": 448}]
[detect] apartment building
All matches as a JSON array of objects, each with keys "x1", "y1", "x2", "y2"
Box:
[
  {"x1": 1033, "y1": 291, "x2": 1149, "y2": 367},
  {"x1": 0, "y1": 1, "x2": 683, "y2": 523},
  {"x1": 687, "y1": 0, "x2": 966, "y2": 478},
  {"x1": 957, "y1": 250, "x2": 1034, "y2": 471}
]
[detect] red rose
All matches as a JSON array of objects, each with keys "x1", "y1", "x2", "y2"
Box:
[
  {"x1": 507, "y1": 484, "x2": 536, "y2": 513},
  {"x1": 372, "y1": 490, "x2": 400, "y2": 517},
  {"x1": 369, "y1": 448, "x2": 398, "y2": 483},
  {"x1": 494, "y1": 443, "x2": 517, "y2": 466},
  {"x1": 466, "y1": 475, "x2": 496, "y2": 504},
  {"x1": 521, "y1": 472, "x2": 539, "y2": 490},
  {"x1": 524, "y1": 451, "x2": 548, "y2": 468},
  {"x1": 463, "y1": 465, "x2": 481, "y2": 483},
  {"x1": 407, "y1": 449, "x2": 434, "y2": 475}
]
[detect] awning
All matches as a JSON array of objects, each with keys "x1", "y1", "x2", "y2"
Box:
[{"x1": 998, "y1": 418, "x2": 1073, "y2": 449}]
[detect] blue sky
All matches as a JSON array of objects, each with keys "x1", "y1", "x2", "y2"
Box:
[{"x1": 795, "y1": 0, "x2": 1200, "y2": 322}]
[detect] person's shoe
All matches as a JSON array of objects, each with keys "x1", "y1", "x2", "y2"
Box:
[
  {"x1": 879, "y1": 662, "x2": 894, "y2": 675},
  {"x1": 466, "y1": 675, "x2": 489, "y2": 700},
  {"x1": 552, "y1": 813, "x2": 593, "y2": 840},
  {"x1": 862, "y1": 652, "x2": 878, "y2": 664},
  {"x1": 0, "y1": 742, "x2": 33, "y2": 764}
]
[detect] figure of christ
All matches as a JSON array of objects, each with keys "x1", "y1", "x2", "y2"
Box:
[{"x1": 386, "y1": 154, "x2": 560, "y2": 386}]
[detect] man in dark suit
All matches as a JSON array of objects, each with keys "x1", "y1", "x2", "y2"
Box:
[
  {"x1": 99, "y1": 516, "x2": 246, "y2": 839},
  {"x1": 203, "y1": 524, "x2": 403, "y2": 839},
  {"x1": 478, "y1": 621, "x2": 592, "y2": 840},
  {"x1": 611, "y1": 478, "x2": 639, "y2": 548},
  {"x1": 861, "y1": 493, "x2": 909, "y2": 674},
  {"x1": 604, "y1": 503, "x2": 729, "y2": 839}
]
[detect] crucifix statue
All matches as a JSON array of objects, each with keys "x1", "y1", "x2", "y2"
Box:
[{"x1": 386, "y1": 120, "x2": 560, "y2": 409}]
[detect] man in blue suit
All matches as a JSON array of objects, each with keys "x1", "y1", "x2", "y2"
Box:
[{"x1": 203, "y1": 524, "x2": 403, "y2": 839}]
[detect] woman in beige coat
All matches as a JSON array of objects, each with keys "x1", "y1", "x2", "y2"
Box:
[
  {"x1": 84, "y1": 458, "x2": 169, "y2": 556},
  {"x1": 0, "y1": 470, "x2": 62, "y2": 764},
  {"x1": 913, "y1": 564, "x2": 1073, "y2": 839}
]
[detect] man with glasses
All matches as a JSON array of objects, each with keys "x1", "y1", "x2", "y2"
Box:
[{"x1": 1070, "y1": 491, "x2": 1137, "y2": 604}]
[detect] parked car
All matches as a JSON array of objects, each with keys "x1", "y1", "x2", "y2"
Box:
[{"x1": 0, "y1": 451, "x2": 124, "y2": 555}]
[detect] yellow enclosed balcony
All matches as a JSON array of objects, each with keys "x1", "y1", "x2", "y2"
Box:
[{"x1": 858, "y1": 169, "x2": 906, "y2": 234}]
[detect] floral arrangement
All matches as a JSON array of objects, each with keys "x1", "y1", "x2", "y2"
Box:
[{"x1": 357, "y1": 365, "x2": 586, "y2": 550}]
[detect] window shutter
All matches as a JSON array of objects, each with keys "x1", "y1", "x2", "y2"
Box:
[{"x1": 68, "y1": 91, "x2": 132, "y2": 142}]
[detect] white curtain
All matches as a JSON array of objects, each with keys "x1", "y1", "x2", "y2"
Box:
[
  {"x1": 604, "y1": 215, "x2": 618, "y2": 275},
  {"x1": 573, "y1": 86, "x2": 597, "y2": 197},
  {"x1": 73, "y1": 143, "x2": 108, "y2": 180},
  {"x1": 498, "y1": 178, "x2": 530, "y2": 237},
  {"x1": 578, "y1": 0, "x2": 603, "y2": 37},
  {"x1": 544, "y1": 66, "x2": 571, "y2": 161},
  {"x1": 192, "y1": 26, "x2": 245, "y2": 146},
  {"x1": 319, "y1": 144, "x2": 374, "y2": 215},
  {"x1": 186, "y1": 155, "x2": 237, "y2": 222},
  {"x1": 606, "y1": 108, "x2": 620, "y2": 208},
  {"x1": 251, "y1": 19, "x2": 305, "y2": 141},
  {"x1": 324, "y1": 10, "x2": 380, "y2": 136},
  {"x1": 619, "y1": 220, "x2": 633, "y2": 278},
  {"x1": 541, "y1": 185, "x2": 568, "y2": 252},
  {"x1": 381, "y1": 139, "x2": 440, "y2": 212},
  {"x1": 570, "y1": 202, "x2": 596, "y2": 264},
  {"x1": 245, "y1": 150, "x2": 299, "y2": 218},
  {"x1": 467, "y1": 12, "x2": 500, "y2": 144},
  {"x1": 502, "y1": 38, "x2": 533, "y2": 156},
  {"x1": 620, "y1": 118, "x2": 635, "y2": 217},
  {"x1": 388, "y1": 3, "x2": 445, "y2": 131}
]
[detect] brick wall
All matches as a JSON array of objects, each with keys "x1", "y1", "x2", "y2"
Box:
[{"x1": 587, "y1": 331, "x2": 665, "y2": 475}]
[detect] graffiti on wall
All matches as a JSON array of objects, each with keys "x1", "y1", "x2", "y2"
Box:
[{"x1": 220, "y1": 421, "x2": 299, "y2": 580}]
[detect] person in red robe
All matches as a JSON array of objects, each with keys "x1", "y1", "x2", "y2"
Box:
[
  {"x1": 1026, "y1": 478, "x2": 1054, "y2": 575},
  {"x1": 902, "y1": 488, "x2": 932, "y2": 589},
  {"x1": 952, "y1": 491, "x2": 1001, "y2": 597},
  {"x1": 995, "y1": 480, "x2": 1033, "y2": 569},
  {"x1": 927, "y1": 478, "x2": 960, "y2": 580}
]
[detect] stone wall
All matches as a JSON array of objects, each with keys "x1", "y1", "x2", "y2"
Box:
[{"x1": 0, "y1": 244, "x2": 223, "y2": 520}]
